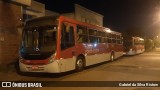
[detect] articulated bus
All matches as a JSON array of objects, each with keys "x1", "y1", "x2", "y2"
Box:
[
  {"x1": 19, "y1": 16, "x2": 123, "y2": 73},
  {"x1": 123, "y1": 36, "x2": 145, "y2": 55}
]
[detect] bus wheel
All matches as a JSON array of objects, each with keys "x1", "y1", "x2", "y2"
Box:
[
  {"x1": 76, "y1": 58, "x2": 84, "y2": 71},
  {"x1": 110, "y1": 53, "x2": 115, "y2": 61}
]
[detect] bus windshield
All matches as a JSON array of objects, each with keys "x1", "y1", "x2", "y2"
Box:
[{"x1": 20, "y1": 17, "x2": 58, "y2": 60}]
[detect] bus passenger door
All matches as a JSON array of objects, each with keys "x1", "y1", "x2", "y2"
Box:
[{"x1": 60, "y1": 22, "x2": 76, "y2": 72}]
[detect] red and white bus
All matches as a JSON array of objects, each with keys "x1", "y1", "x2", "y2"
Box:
[
  {"x1": 19, "y1": 16, "x2": 123, "y2": 73},
  {"x1": 123, "y1": 36, "x2": 145, "y2": 55}
]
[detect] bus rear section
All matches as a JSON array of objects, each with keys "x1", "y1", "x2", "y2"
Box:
[
  {"x1": 19, "y1": 16, "x2": 123, "y2": 73},
  {"x1": 123, "y1": 36, "x2": 145, "y2": 55}
]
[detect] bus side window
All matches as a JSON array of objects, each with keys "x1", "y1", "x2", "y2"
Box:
[
  {"x1": 61, "y1": 23, "x2": 75, "y2": 50},
  {"x1": 77, "y1": 25, "x2": 88, "y2": 43}
]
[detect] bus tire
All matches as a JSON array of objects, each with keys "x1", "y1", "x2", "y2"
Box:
[
  {"x1": 75, "y1": 57, "x2": 84, "y2": 71},
  {"x1": 110, "y1": 52, "x2": 115, "y2": 61}
]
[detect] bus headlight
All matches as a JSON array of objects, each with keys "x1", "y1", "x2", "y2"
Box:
[
  {"x1": 19, "y1": 56, "x2": 23, "y2": 62},
  {"x1": 48, "y1": 53, "x2": 57, "y2": 64},
  {"x1": 49, "y1": 58, "x2": 54, "y2": 63}
]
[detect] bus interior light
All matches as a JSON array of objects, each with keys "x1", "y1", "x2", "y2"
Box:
[
  {"x1": 105, "y1": 28, "x2": 112, "y2": 33},
  {"x1": 94, "y1": 43, "x2": 97, "y2": 47},
  {"x1": 139, "y1": 38, "x2": 144, "y2": 41}
]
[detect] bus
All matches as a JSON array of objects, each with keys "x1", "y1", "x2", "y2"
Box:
[
  {"x1": 123, "y1": 36, "x2": 145, "y2": 55},
  {"x1": 19, "y1": 16, "x2": 123, "y2": 73}
]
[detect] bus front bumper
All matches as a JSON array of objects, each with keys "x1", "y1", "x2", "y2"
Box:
[{"x1": 19, "y1": 60, "x2": 61, "y2": 73}]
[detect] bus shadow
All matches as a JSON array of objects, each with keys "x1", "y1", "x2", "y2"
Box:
[
  {"x1": 85, "y1": 61, "x2": 110, "y2": 70},
  {"x1": 123, "y1": 53, "x2": 143, "y2": 57},
  {"x1": 84, "y1": 56, "x2": 124, "y2": 70},
  {"x1": 18, "y1": 71, "x2": 76, "y2": 78},
  {"x1": 15, "y1": 56, "x2": 124, "y2": 78}
]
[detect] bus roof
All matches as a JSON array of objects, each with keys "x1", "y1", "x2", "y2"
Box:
[
  {"x1": 59, "y1": 16, "x2": 121, "y2": 35},
  {"x1": 26, "y1": 15, "x2": 121, "y2": 35}
]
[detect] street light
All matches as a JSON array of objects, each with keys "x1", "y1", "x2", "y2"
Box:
[{"x1": 157, "y1": 36, "x2": 159, "y2": 38}]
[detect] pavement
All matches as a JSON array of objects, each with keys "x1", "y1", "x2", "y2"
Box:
[
  {"x1": 0, "y1": 48, "x2": 156, "y2": 75},
  {"x1": 0, "y1": 48, "x2": 158, "y2": 79},
  {"x1": 1, "y1": 48, "x2": 160, "y2": 90},
  {"x1": 0, "y1": 62, "x2": 16, "y2": 73}
]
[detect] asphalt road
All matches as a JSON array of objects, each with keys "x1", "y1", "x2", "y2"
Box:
[{"x1": 1, "y1": 49, "x2": 160, "y2": 90}]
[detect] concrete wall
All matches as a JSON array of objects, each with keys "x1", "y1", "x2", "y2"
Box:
[
  {"x1": 45, "y1": 10, "x2": 60, "y2": 16},
  {"x1": 75, "y1": 4, "x2": 103, "y2": 26},
  {"x1": 28, "y1": 1, "x2": 45, "y2": 13},
  {"x1": 61, "y1": 13, "x2": 75, "y2": 19},
  {"x1": 24, "y1": 1, "x2": 45, "y2": 22},
  {"x1": 11, "y1": 0, "x2": 31, "y2": 6},
  {"x1": 0, "y1": 0, "x2": 50, "y2": 66},
  {"x1": 62, "y1": 4, "x2": 103, "y2": 26},
  {"x1": 0, "y1": 1, "x2": 22, "y2": 65}
]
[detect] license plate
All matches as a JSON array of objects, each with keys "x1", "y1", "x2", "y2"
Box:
[
  {"x1": 31, "y1": 66, "x2": 39, "y2": 70},
  {"x1": 27, "y1": 66, "x2": 44, "y2": 71}
]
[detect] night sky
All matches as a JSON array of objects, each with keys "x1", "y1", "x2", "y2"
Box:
[{"x1": 35, "y1": 0, "x2": 160, "y2": 38}]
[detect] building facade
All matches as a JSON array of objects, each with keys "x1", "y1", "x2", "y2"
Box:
[
  {"x1": 0, "y1": 1, "x2": 102, "y2": 66},
  {"x1": 62, "y1": 4, "x2": 104, "y2": 26},
  {"x1": 23, "y1": 0, "x2": 45, "y2": 22},
  {"x1": 0, "y1": 0, "x2": 23, "y2": 65},
  {"x1": 45, "y1": 10, "x2": 60, "y2": 16},
  {"x1": 0, "y1": 0, "x2": 45, "y2": 66}
]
